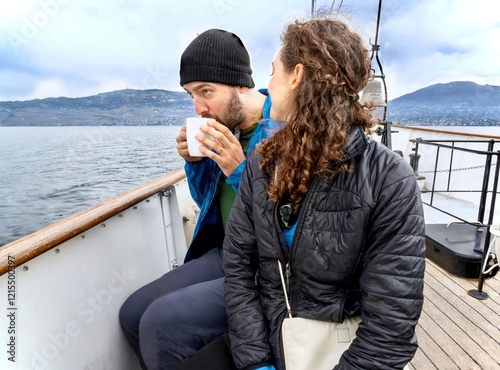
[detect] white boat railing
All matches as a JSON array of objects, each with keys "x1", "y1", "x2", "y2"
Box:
[
  {"x1": 0, "y1": 169, "x2": 196, "y2": 370},
  {"x1": 410, "y1": 137, "x2": 500, "y2": 223},
  {"x1": 408, "y1": 135, "x2": 500, "y2": 296},
  {"x1": 386, "y1": 124, "x2": 500, "y2": 298},
  {"x1": 0, "y1": 169, "x2": 190, "y2": 276}
]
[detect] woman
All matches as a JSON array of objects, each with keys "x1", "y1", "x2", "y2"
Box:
[{"x1": 223, "y1": 18, "x2": 426, "y2": 370}]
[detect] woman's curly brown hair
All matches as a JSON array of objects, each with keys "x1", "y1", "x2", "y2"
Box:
[{"x1": 258, "y1": 19, "x2": 375, "y2": 211}]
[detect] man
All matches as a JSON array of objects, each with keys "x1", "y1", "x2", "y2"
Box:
[{"x1": 119, "y1": 28, "x2": 274, "y2": 370}]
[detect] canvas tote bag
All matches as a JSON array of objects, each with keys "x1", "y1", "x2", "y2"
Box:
[{"x1": 278, "y1": 260, "x2": 361, "y2": 370}]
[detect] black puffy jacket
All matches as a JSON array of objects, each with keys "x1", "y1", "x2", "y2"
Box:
[{"x1": 224, "y1": 126, "x2": 426, "y2": 370}]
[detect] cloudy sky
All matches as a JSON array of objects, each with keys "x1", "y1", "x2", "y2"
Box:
[{"x1": 0, "y1": 0, "x2": 498, "y2": 102}]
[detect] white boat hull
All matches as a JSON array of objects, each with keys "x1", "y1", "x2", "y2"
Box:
[{"x1": 0, "y1": 174, "x2": 195, "y2": 370}]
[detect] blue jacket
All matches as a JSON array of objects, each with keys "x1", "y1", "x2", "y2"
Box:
[{"x1": 183, "y1": 89, "x2": 274, "y2": 262}]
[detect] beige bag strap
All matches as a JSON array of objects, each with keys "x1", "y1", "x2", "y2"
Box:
[{"x1": 278, "y1": 260, "x2": 293, "y2": 319}]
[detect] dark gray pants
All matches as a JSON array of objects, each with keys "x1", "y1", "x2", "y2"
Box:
[
  {"x1": 174, "y1": 333, "x2": 237, "y2": 370},
  {"x1": 118, "y1": 248, "x2": 226, "y2": 370}
]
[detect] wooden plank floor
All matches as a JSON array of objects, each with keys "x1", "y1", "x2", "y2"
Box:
[
  {"x1": 409, "y1": 192, "x2": 500, "y2": 369},
  {"x1": 408, "y1": 258, "x2": 499, "y2": 370}
]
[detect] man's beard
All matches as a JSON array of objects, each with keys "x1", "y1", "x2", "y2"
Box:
[{"x1": 202, "y1": 88, "x2": 244, "y2": 130}]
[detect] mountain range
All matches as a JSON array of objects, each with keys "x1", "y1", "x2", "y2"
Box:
[
  {"x1": 0, "y1": 89, "x2": 195, "y2": 126},
  {"x1": 387, "y1": 81, "x2": 500, "y2": 126},
  {"x1": 0, "y1": 81, "x2": 498, "y2": 126}
]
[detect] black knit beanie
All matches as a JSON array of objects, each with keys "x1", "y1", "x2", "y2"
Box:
[{"x1": 180, "y1": 29, "x2": 255, "y2": 88}]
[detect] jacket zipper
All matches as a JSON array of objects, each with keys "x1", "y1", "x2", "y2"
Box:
[
  {"x1": 285, "y1": 262, "x2": 291, "y2": 295},
  {"x1": 275, "y1": 178, "x2": 321, "y2": 307},
  {"x1": 288, "y1": 177, "x2": 319, "y2": 264},
  {"x1": 274, "y1": 203, "x2": 289, "y2": 262}
]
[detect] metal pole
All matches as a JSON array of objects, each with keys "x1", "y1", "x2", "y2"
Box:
[
  {"x1": 469, "y1": 149, "x2": 500, "y2": 300},
  {"x1": 369, "y1": 0, "x2": 390, "y2": 146},
  {"x1": 476, "y1": 140, "x2": 495, "y2": 224}
]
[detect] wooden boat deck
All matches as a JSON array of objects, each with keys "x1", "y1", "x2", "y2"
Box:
[
  {"x1": 406, "y1": 194, "x2": 500, "y2": 369},
  {"x1": 408, "y1": 257, "x2": 499, "y2": 370}
]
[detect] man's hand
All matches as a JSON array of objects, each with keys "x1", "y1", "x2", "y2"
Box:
[
  {"x1": 197, "y1": 120, "x2": 246, "y2": 177},
  {"x1": 175, "y1": 125, "x2": 204, "y2": 163}
]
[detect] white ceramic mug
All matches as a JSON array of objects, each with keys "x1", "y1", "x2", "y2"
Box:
[{"x1": 186, "y1": 117, "x2": 214, "y2": 157}]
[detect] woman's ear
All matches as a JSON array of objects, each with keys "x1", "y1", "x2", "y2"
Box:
[{"x1": 290, "y1": 63, "x2": 304, "y2": 89}]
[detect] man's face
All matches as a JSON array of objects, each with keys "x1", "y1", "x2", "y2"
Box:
[{"x1": 183, "y1": 82, "x2": 245, "y2": 130}]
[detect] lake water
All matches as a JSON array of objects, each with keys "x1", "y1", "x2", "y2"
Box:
[{"x1": 0, "y1": 126, "x2": 185, "y2": 246}]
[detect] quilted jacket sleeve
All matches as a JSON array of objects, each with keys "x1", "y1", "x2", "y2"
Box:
[
  {"x1": 224, "y1": 155, "x2": 274, "y2": 370},
  {"x1": 336, "y1": 155, "x2": 426, "y2": 369}
]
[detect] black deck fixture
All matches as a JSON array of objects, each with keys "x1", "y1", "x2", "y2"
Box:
[{"x1": 425, "y1": 223, "x2": 488, "y2": 279}]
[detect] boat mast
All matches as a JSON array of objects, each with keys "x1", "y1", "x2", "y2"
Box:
[
  {"x1": 370, "y1": 0, "x2": 388, "y2": 120},
  {"x1": 362, "y1": 0, "x2": 392, "y2": 148}
]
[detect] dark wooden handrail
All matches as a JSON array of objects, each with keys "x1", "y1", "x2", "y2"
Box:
[{"x1": 391, "y1": 124, "x2": 500, "y2": 140}]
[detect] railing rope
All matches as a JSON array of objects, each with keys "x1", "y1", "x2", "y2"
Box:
[{"x1": 418, "y1": 163, "x2": 497, "y2": 174}]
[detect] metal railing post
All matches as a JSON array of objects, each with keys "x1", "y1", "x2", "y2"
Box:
[{"x1": 469, "y1": 150, "x2": 500, "y2": 300}]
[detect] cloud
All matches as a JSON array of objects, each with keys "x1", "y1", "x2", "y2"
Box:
[
  {"x1": 0, "y1": 0, "x2": 499, "y2": 101},
  {"x1": 376, "y1": 0, "x2": 500, "y2": 98}
]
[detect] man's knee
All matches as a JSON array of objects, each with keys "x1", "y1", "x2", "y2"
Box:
[
  {"x1": 140, "y1": 293, "x2": 192, "y2": 333},
  {"x1": 118, "y1": 295, "x2": 137, "y2": 332}
]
